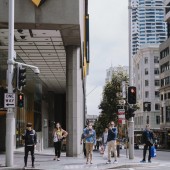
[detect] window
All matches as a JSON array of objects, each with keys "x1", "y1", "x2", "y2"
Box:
[
  {"x1": 164, "y1": 93, "x2": 167, "y2": 100},
  {"x1": 154, "y1": 56, "x2": 159, "y2": 63},
  {"x1": 154, "y1": 68, "x2": 159, "y2": 75},
  {"x1": 145, "y1": 68, "x2": 148, "y2": 75},
  {"x1": 166, "y1": 106, "x2": 170, "y2": 122},
  {"x1": 161, "y1": 94, "x2": 163, "y2": 100},
  {"x1": 145, "y1": 91, "x2": 149, "y2": 98},
  {"x1": 155, "y1": 91, "x2": 160, "y2": 98},
  {"x1": 161, "y1": 107, "x2": 164, "y2": 123},
  {"x1": 155, "y1": 104, "x2": 160, "y2": 110},
  {"x1": 145, "y1": 57, "x2": 148, "y2": 64},
  {"x1": 156, "y1": 116, "x2": 160, "y2": 124},
  {"x1": 155, "y1": 80, "x2": 160, "y2": 86},
  {"x1": 168, "y1": 92, "x2": 170, "y2": 99},
  {"x1": 147, "y1": 116, "x2": 149, "y2": 124},
  {"x1": 145, "y1": 80, "x2": 149, "y2": 86}
]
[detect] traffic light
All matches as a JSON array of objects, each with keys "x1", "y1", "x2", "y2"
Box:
[
  {"x1": 128, "y1": 86, "x2": 136, "y2": 104},
  {"x1": 17, "y1": 65, "x2": 26, "y2": 91},
  {"x1": 18, "y1": 93, "x2": 24, "y2": 108},
  {"x1": 143, "y1": 102, "x2": 151, "y2": 112},
  {"x1": 128, "y1": 107, "x2": 135, "y2": 118}
]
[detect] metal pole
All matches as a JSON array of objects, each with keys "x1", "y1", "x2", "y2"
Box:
[
  {"x1": 128, "y1": 0, "x2": 134, "y2": 160},
  {"x1": 6, "y1": 0, "x2": 15, "y2": 167}
]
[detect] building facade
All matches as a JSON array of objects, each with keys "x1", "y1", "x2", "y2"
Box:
[
  {"x1": 133, "y1": 45, "x2": 161, "y2": 143},
  {"x1": 158, "y1": 0, "x2": 170, "y2": 149},
  {"x1": 130, "y1": 0, "x2": 167, "y2": 56},
  {"x1": 0, "y1": 0, "x2": 89, "y2": 156}
]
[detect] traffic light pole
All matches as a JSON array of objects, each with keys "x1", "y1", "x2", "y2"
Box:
[{"x1": 6, "y1": 0, "x2": 15, "y2": 166}]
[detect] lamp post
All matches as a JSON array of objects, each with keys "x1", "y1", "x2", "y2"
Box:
[{"x1": 6, "y1": 0, "x2": 15, "y2": 166}]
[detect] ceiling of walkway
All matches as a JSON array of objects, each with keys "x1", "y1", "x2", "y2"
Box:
[{"x1": 0, "y1": 29, "x2": 66, "y2": 92}]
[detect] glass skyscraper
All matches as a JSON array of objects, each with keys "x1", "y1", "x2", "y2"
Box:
[{"x1": 130, "y1": 0, "x2": 167, "y2": 56}]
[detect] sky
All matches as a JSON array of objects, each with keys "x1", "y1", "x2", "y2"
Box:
[{"x1": 86, "y1": 0, "x2": 129, "y2": 115}]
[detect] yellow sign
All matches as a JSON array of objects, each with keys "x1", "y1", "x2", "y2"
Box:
[{"x1": 32, "y1": 0, "x2": 46, "y2": 7}]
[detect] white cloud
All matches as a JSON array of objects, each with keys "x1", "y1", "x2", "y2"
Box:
[{"x1": 87, "y1": 0, "x2": 129, "y2": 115}]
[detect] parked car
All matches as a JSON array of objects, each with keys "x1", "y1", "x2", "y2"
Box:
[{"x1": 134, "y1": 143, "x2": 139, "y2": 149}]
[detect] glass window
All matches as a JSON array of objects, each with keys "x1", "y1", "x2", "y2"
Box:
[
  {"x1": 145, "y1": 91, "x2": 149, "y2": 98},
  {"x1": 154, "y1": 68, "x2": 159, "y2": 75},
  {"x1": 166, "y1": 106, "x2": 170, "y2": 122},
  {"x1": 155, "y1": 104, "x2": 160, "y2": 110},
  {"x1": 161, "y1": 107, "x2": 164, "y2": 123},
  {"x1": 156, "y1": 116, "x2": 160, "y2": 124},
  {"x1": 145, "y1": 57, "x2": 148, "y2": 64},
  {"x1": 155, "y1": 80, "x2": 160, "y2": 86},
  {"x1": 155, "y1": 91, "x2": 160, "y2": 98},
  {"x1": 154, "y1": 56, "x2": 159, "y2": 63},
  {"x1": 145, "y1": 80, "x2": 149, "y2": 86},
  {"x1": 145, "y1": 68, "x2": 148, "y2": 75}
]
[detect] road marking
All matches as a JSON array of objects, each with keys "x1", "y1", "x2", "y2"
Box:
[{"x1": 64, "y1": 164, "x2": 98, "y2": 169}]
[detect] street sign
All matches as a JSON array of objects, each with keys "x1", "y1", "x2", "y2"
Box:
[
  {"x1": 4, "y1": 93, "x2": 15, "y2": 108},
  {"x1": 118, "y1": 109, "x2": 125, "y2": 114}
]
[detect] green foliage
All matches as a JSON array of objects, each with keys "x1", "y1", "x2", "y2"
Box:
[{"x1": 95, "y1": 70, "x2": 129, "y2": 136}]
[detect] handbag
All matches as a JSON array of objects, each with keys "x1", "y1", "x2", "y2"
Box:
[{"x1": 151, "y1": 146, "x2": 156, "y2": 158}]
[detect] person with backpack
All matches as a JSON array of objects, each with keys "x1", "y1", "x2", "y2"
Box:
[
  {"x1": 22, "y1": 122, "x2": 37, "y2": 168},
  {"x1": 52, "y1": 122, "x2": 68, "y2": 161}
]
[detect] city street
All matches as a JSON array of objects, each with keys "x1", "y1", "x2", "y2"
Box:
[{"x1": 0, "y1": 148, "x2": 170, "y2": 170}]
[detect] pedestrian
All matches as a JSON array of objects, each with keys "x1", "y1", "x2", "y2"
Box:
[
  {"x1": 22, "y1": 122, "x2": 37, "y2": 168},
  {"x1": 106, "y1": 121, "x2": 118, "y2": 164},
  {"x1": 53, "y1": 122, "x2": 68, "y2": 161},
  {"x1": 102, "y1": 127, "x2": 108, "y2": 151},
  {"x1": 83, "y1": 123, "x2": 96, "y2": 164},
  {"x1": 80, "y1": 132, "x2": 86, "y2": 157},
  {"x1": 140, "y1": 124, "x2": 154, "y2": 163}
]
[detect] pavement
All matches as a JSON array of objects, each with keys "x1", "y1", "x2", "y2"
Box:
[{"x1": 0, "y1": 148, "x2": 166, "y2": 170}]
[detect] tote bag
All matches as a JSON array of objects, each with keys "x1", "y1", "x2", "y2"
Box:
[{"x1": 151, "y1": 146, "x2": 156, "y2": 158}]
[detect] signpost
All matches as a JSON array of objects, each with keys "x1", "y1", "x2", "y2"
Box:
[
  {"x1": 118, "y1": 109, "x2": 125, "y2": 124},
  {"x1": 4, "y1": 93, "x2": 15, "y2": 108}
]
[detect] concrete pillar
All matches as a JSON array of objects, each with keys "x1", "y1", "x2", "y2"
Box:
[{"x1": 66, "y1": 46, "x2": 84, "y2": 157}]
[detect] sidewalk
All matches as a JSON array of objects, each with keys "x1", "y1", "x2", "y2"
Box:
[{"x1": 0, "y1": 148, "x2": 161, "y2": 170}]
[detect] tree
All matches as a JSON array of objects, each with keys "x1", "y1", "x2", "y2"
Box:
[{"x1": 95, "y1": 70, "x2": 128, "y2": 136}]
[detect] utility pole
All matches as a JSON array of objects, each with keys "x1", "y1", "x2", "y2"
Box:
[
  {"x1": 6, "y1": 0, "x2": 15, "y2": 166},
  {"x1": 128, "y1": 0, "x2": 134, "y2": 160}
]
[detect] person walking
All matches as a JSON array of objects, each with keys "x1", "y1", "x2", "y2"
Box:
[
  {"x1": 102, "y1": 127, "x2": 108, "y2": 151},
  {"x1": 83, "y1": 123, "x2": 96, "y2": 164},
  {"x1": 53, "y1": 122, "x2": 68, "y2": 161},
  {"x1": 106, "y1": 121, "x2": 118, "y2": 164},
  {"x1": 140, "y1": 124, "x2": 154, "y2": 163},
  {"x1": 80, "y1": 132, "x2": 86, "y2": 157},
  {"x1": 22, "y1": 122, "x2": 37, "y2": 168}
]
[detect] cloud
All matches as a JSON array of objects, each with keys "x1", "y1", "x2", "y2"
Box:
[{"x1": 87, "y1": 0, "x2": 129, "y2": 115}]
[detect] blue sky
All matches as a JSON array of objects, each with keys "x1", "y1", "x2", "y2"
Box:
[{"x1": 86, "y1": 0, "x2": 129, "y2": 115}]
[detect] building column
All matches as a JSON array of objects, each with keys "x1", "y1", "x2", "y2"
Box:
[{"x1": 66, "y1": 46, "x2": 84, "y2": 156}]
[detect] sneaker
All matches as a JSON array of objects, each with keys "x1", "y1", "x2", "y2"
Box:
[
  {"x1": 140, "y1": 160, "x2": 146, "y2": 163},
  {"x1": 114, "y1": 160, "x2": 118, "y2": 163},
  {"x1": 57, "y1": 158, "x2": 60, "y2": 161},
  {"x1": 106, "y1": 160, "x2": 111, "y2": 164},
  {"x1": 148, "y1": 160, "x2": 151, "y2": 163}
]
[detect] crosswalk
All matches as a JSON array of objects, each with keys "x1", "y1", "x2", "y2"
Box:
[{"x1": 64, "y1": 164, "x2": 98, "y2": 169}]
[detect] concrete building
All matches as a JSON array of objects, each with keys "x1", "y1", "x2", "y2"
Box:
[
  {"x1": 105, "y1": 66, "x2": 129, "y2": 83},
  {"x1": 0, "y1": 0, "x2": 89, "y2": 156},
  {"x1": 158, "y1": 0, "x2": 170, "y2": 149},
  {"x1": 130, "y1": 0, "x2": 167, "y2": 56},
  {"x1": 133, "y1": 44, "x2": 161, "y2": 142}
]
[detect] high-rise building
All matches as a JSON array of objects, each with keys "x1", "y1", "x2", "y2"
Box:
[
  {"x1": 130, "y1": 0, "x2": 167, "y2": 56},
  {"x1": 105, "y1": 66, "x2": 129, "y2": 83}
]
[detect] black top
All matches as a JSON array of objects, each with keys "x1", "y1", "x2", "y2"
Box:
[
  {"x1": 142, "y1": 130, "x2": 154, "y2": 145},
  {"x1": 22, "y1": 129, "x2": 37, "y2": 146},
  {"x1": 107, "y1": 127, "x2": 117, "y2": 142}
]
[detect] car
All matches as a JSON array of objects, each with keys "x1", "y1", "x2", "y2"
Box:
[{"x1": 134, "y1": 143, "x2": 139, "y2": 149}]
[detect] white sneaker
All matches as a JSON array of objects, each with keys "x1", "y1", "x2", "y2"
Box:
[
  {"x1": 114, "y1": 160, "x2": 118, "y2": 163},
  {"x1": 106, "y1": 160, "x2": 111, "y2": 164},
  {"x1": 57, "y1": 158, "x2": 60, "y2": 161}
]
